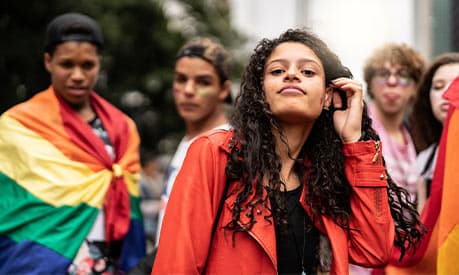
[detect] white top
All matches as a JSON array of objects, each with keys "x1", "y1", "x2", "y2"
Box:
[
  {"x1": 416, "y1": 143, "x2": 438, "y2": 181},
  {"x1": 155, "y1": 124, "x2": 231, "y2": 245}
]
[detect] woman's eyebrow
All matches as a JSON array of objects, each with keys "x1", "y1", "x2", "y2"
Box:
[{"x1": 267, "y1": 58, "x2": 321, "y2": 67}]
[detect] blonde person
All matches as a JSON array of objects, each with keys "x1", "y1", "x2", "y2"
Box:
[
  {"x1": 363, "y1": 43, "x2": 426, "y2": 201},
  {"x1": 152, "y1": 29, "x2": 423, "y2": 275},
  {"x1": 351, "y1": 42, "x2": 426, "y2": 275}
]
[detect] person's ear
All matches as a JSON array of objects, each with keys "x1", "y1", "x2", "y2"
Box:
[
  {"x1": 44, "y1": 53, "x2": 52, "y2": 73},
  {"x1": 219, "y1": 80, "x2": 232, "y2": 102},
  {"x1": 324, "y1": 86, "x2": 333, "y2": 108}
]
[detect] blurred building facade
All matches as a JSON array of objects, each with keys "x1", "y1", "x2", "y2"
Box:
[{"x1": 230, "y1": 0, "x2": 457, "y2": 84}]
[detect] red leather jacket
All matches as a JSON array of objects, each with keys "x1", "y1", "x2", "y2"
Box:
[{"x1": 152, "y1": 130, "x2": 394, "y2": 275}]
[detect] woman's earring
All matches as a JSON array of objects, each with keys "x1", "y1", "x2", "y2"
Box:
[{"x1": 323, "y1": 106, "x2": 329, "y2": 111}]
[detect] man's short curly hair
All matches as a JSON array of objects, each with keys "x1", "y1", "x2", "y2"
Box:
[{"x1": 363, "y1": 43, "x2": 425, "y2": 98}]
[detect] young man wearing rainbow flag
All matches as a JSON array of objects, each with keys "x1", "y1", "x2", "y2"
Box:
[{"x1": 0, "y1": 13, "x2": 145, "y2": 274}]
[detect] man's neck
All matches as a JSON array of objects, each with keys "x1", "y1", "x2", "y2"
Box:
[{"x1": 186, "y1": 112, "x2": 228, "y2": 139}]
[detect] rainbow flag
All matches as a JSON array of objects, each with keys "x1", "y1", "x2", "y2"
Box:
[
  {"x1": 0, "y1": 87, "x2": 145, "y2": 273},
  {"x1": 386, "y1": 76, "x2": 459, "y2": 274},
  {"x1": 436, "y1": 76, "x2": 459, "y2": 274}
]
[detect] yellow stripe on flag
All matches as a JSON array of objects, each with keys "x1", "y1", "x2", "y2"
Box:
[
  {"x1": 0, "y1": 114, "x2": 111, "y2": 207},
  {"x1": 438, "y1": 225, "x2": 459, "y2": 274}
]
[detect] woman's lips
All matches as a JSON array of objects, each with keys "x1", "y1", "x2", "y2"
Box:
[
  {"x1": 279, "y1": 86, "x2": 305, "y2": 95},
  {"x1": 440, "y1": 103, "x2": 450, "y2": 112}
]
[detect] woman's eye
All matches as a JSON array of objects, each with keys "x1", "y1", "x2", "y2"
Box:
[
  {"x1": 301, "y1": 69, "x2": 315, "y2": 76},
  {"x1": 270, "y1": 69, "x2": 284, "y2": 75},
  {"x1": 432, "y1": 81, "x2": 446, "y2": 91}
]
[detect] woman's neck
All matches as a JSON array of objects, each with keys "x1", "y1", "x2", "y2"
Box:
[{"x1": 274, "y1": 124, "x2": 312, "y2": 191}]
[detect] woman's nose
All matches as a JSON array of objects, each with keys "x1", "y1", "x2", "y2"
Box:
[{"x1": 285, "y1": 67, "x2": 300, "y2": 81}]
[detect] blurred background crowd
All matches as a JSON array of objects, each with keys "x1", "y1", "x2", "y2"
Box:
[
  {"x1": 2, "y1": 0, "x2": 458, "y2": 157},
  {"x1": 2, "y1": 0, "x2": 459, "y2": 259}
]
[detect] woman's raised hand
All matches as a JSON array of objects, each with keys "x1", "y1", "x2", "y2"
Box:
[{"x1": 330, "y1": 77, "x2": 364, "y2": 143}]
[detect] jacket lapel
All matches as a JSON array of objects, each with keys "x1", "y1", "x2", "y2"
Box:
[{"x1": 224, "y1": 186, "x2": 277, "y2": 269}]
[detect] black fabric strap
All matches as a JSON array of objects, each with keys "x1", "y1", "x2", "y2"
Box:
[{"x1": 421, "y1": 143, "x2": 438, "y2": 176}]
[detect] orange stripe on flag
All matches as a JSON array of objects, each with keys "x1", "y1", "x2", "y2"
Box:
[
  {"x1": 7, "y1": 88, "x2": 104, "y2": 172},
  {"x1": 436, "y1": 108, "x2": 459, "y2": 274}
]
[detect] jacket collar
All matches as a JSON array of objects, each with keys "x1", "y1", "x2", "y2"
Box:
[{"x1": 224, "y1": 181, "x2": 277, "y2": 270}]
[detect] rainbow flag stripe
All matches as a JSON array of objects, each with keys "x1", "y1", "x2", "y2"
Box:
[
  {"x1": 0, "y1": 87, "x2": 145, "y2": 273},
  {"x1": 386, "y1": 76, "x2": 459, "y2": 274},
  {"x1": 436, "y1": 77, "x2": 459, "y2": 274}
]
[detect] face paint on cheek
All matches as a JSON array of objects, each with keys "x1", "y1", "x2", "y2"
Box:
[{"x1": 197, "y1": 88, "x2": 216, "y2": 97}]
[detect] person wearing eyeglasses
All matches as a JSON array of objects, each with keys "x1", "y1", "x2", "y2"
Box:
[
  {"x1": 349, "y1": 44, "x2": 425, "y2": 275},
  {"x1": 362, "y1": 43, "x2": 425, "y2": 202}
]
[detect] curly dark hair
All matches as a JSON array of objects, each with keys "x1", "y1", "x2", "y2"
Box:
[
  {"x1": 409, "y1": 52, "x2": 459, "y2": 152},
  {"x1": 224, "y1": 28, "x2": 424, "y2": 260}
]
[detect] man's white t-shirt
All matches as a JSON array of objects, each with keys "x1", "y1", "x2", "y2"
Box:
[{"x1": 155, "y1": 124, "x2": 231, "y2": 245}]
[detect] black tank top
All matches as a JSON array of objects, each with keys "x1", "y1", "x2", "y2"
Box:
[{"x1": 275, "y1": 186, "x2": 320, "y2": 274}]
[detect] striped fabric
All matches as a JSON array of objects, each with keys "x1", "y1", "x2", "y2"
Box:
[
  {"x1": 436, "y1": 77, "x2": 459, "y2": 274},
  {"x1": 386, "y1": 76, "x2": 459, "y2": 274},
  {"x1": 0, "y1": 87, "x2": 145, "y2": 273}
]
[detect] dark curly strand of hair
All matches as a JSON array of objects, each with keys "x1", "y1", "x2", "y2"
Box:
[{"x1": 224, "y1": 28, "x2": 424, "y2": 260}]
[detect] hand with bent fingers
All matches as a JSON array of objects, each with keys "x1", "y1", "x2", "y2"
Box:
[{"x1": 330, "y1": 77, "x2": 363, "y2": 143}]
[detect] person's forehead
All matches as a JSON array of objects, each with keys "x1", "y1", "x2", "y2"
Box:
[
  {"x1": 266, "y1": 42, "x2": 323, "y2": 71},
  {"x1": 51, "y1": 41, "x2": 99, "y2": 56},
  {"x1": 175, "y1": 57, "x2": 219, "y2": 78},
  {"x1": 380, "y1": 62, "x2": 408, "y2": 71},
  {"x1": 269, "y1": 42, "x2": 318, "y2": 58}
]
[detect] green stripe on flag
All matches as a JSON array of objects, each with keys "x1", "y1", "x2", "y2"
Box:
[
  {"x1": 0, "y1": 172, "x2": 98, "y2": 260},
  {"x1": 130, "y1": 195, "x2": 142, "y2": 221}
]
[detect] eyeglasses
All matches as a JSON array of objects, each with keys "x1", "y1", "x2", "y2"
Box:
[{"x1": 374, "y1": 69, "x2": 413, "y2": 87}]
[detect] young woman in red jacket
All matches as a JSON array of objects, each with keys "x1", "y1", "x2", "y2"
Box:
[{"x1": 152, "y1": 29, "x2": 424, "y2": 275}]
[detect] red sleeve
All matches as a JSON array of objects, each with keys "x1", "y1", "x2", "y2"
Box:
[
  {"x1": 152, "y1": 134, "x2": 227, "y2": 274},
  {"x1": 343, "y1": 140, "x2": 395, "y2": 267}
]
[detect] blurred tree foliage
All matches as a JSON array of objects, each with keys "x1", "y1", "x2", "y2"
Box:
[{"x1": 0, "y1": 0, "x2": 246, "y2": 154}]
